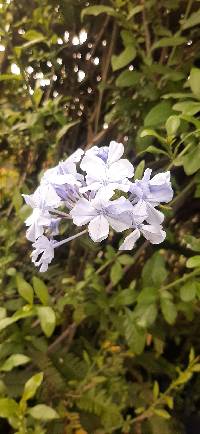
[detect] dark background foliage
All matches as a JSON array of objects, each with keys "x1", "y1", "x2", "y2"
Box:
[{"x1": 1, "y1": 0, "x2": 200, "y2": 433}]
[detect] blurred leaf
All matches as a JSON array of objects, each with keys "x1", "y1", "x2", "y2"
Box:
[
  {"x1": 153, "y1": 409, "x2": 171, "y2": 419},
  {"x1": 115, "y1": 70, "x2": 141, "y2": 87},
  {"x1": 152, "y1": 36, "x2": 186, "y2": 50},
  {"x1": 0, "y1": 74, "x2": 22, "y2": 81},
  {"x1": 81, "y1": 5, "x2": 116, "y2": 19},
  {"x1": 0, "y1": 398, "x2": 18, "y2": 418},
  {"x1": 160, "y1": 297, "x2": 177, "y2": 325},
  {"x1": 22, "y1": 372, "x2": 43, "y2": 401},
  {"x1": 134, "y1": 160, "x2": 145, "y2": 180},
  {"x1": 111, "y1": 46, "x2": 136, "y2": 71},
  {"x1": 28, "y1": 404, "x2": 59, "y2": 420},
  {"x1": 173, "y1": 101, "x2": 200, "y2": 115},
  {"x1": 32, "y1": 277, "x2": 49, "y2": 305},
  {"x1": 182, "y1": 144, "x2": 200, "y2": 175},
  {"x1": 144, "y1": 102, "x2": 173, "y2": 127},
  {"x1": 180, "y1": 280, "x2": 196, "y2": 302},
  {"x1": 56, "y1": 121, "x2": 79, "y2": 142},
  {"x1": 181, "y1": 10, "x2": 200, "y2": 29},
  {"x1": 189, "y1": 68, "x2": 200, "y2": 99},
  {"x1": 16, "y1": 274, "x2": 34, "y2": 305},
  {"x1": 186, "y1": 256, "x2": 200, "y2": 268},
  {"x1": 165, "y1": 115, "x2": 180, "y2": 136},
  {"x1": 110, "y1": 261, "x2": 123, "y2": 285},
  {"x1": 37, "y1": 306, "x2": 56, "y2": 337},
  {"x1": 0, "y1": 354, "x2": 30, "y2": 372},
  {"x1": 23, "y1": 30, "x2": 45, "y2": 41}
]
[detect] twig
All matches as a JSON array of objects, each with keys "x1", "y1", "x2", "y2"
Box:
[
  {"x1": 48, "y1": 322, "x2": 76, "y2": 353},
  {"x1": 94, "y1": 22, "x2": 117, "y2": 134},
  {"x1": 140, "y1": 0, "x2": 151, "y2": 57}
]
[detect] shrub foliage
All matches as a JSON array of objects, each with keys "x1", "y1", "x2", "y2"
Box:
[{"x1": 1, "y1": 0, "x2": 200, "y2": 432}]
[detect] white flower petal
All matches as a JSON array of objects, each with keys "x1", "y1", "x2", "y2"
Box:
[
  {"x1": 145, "y1": 203, "x2": 164, "y2": 226},
  {"x1": 140, "y1": 224, "x2": 166, "y2": 244},
  {"x1": 107, "y1": 214, "x2": 132, "y2": 232},
  {"x1": 119, "y1": 229, "x2": 140, "y2": 250},
  {"x1": 88, "y1": 215, "x2": 109, "y2": 242},
  {"x1": 107, "y1": 141, "x2": 124, "y2": 165},
  {"x1": 108, "y1": 159, "x2": 134, "y2": 181},
  {"x1": 70, "y1": 198, "x2": 96, "y2": 226}
]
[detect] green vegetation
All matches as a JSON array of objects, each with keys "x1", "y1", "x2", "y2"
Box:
[{"x1": 1, "y1": 0, "x2": 200, "y2": 432}]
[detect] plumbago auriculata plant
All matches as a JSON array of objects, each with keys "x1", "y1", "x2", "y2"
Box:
[{"x1": 23, "y1": 141, "x2": 173, "y2": 271}]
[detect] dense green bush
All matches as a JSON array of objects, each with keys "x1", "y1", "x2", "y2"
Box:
[{"x1": 1, "y1": 0, "x2": 200, "y2": 433}]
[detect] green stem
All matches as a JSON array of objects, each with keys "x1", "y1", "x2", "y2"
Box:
[
  {"x1": 167, "y1": 0, "x2": 193, "y2": 65},
  {"x1": 160, "y1": 268, "x2": 200, "y2": 292}
]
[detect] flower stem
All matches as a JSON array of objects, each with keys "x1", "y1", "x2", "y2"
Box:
[{"x1": 54, "y1": 229, "x2": 87, "y2": 248}]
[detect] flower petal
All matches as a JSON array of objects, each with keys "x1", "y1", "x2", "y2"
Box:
[
  {"x1": 70, "y1": 198, "x2": 96, "y2": 226},
  {"x1": 88, "y1": 215, "x2": 109, "y2": 242},
  {"x1": 140, "y1": 224, "x2": 166, "y2": 244},
  {"x1": 108, "y1": 159, "x2": 134, "y2": 181},
  {"x1": 119, "y1": 229, "x2": 140, "y2": 250},
  {"x1": 107, "y1": 141, "x2": 124, "y2": 165},
  {"x1": 145, "y1": 203, "x2": 164, "y2": 225}
]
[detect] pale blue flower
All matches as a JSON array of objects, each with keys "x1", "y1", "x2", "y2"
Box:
[
  {"x1": 80, "y1": 141, "x2": 134, "y2": 195},
  {"x1": 130, "y1": 169, "x2": 173, "y2": 205},
  {"x1": 31, "y1": 236, "x2": 55, "y2": 272},
  {"x1": 70, "y1": 191, "x2": 133, "y2": 242},
  {"x1": 24, "y1": 208, "x2": 52, "y2": 242},
  {"x1": 119, "y1": 224, "x2": 166, "y2": 250}
]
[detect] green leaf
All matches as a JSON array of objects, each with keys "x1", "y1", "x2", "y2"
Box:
[
  {"x1": 189, "y1": 68, "x2": 200, "y2": 99},
  {"x1": 0, "y1": 354, "x2": 30, "y2": 372},
  {"x1": 184, "y1": 235, "x2": 200, "y2": 252},
  {"x1": 111, "y1": 287, "x2": 136, "y2": 307},
  {"x1": 181, "y1": 10, "x2": 200, "y2": 29},
  {"x1": 0, "y1": 308, "x2": 6, "y2": 320},
  {"x1": 110, "y1": 261, "x2": 123, "y2": 286},
  {"x1": 186, "y1": 255, "x2": 200, "y2": 268},
  {"x1": 173, "y1": 101, "x2": 200, "y2": 115},
  {"x1": 142, "y1": 145, "x2": 168, "y2": 156},
  {"x1": 153, "y1": 409, "x2": 171, "y2": 419},
  {"x1": 160, "y1": 298, "x2": 177, "y2": 324},
  {"x1": 124, "y1": 312, "x2": 146, "y2": 354},
  {"x1": 37, "y1": 306, "x2": 56, "y2": 337},
  {"x1": 136, "y1": 304, "x2": 158, "y2": 328},
  {"x1": 121, "y1": 30, "x2": 135, "y2": 47},
  {"x1": 22, "y1": 372, "x2": 44, "y2": 401},
  {"x1": 0, "y1": 398, "x2": 18, "y2": 419},
  {"x1": 142, "y1": 252, "x2": 168, "y2": 287},
  {"x1": 165, "y1": 115, "x2": 180, "y2": 136},
  {"x1": 182, "y1": 144, "x2": 200, "y2": 175},
  {"x1": 144, "y1": 102, "x2": 173, "y2": 128},
  {"x1": 153, "y1": 381, "x2": 159, "y2": 400},
  {"x1": 0, "y1": 308, "x2": 35, "y2": 332},
  {"x1": 111, "y1": 46, "x2": 136, "y2": 71},
  {"x1": 81, "y1": 5, "x2": 116, "y2": 20},
  {"x1": 28, "y1": 404, "x2": 59, "y2": 421},
  {"x1": 152, "y1": 36, "x2": 186, "y2": 50},
  {"x1": 0, "y1": 74, "x2": 22, "y2": 81},
  {"x1": 118, "y1": 254, "x2": 134, "y2": 265},
  {"x1": 127, "y1": 5, "x2": 143, "y2": 20},
  {"x1": 180, "y1": 280, "x2": 196, "y2": 302},
  {"x1": 134, "y1": 160, "x2": 145, "y2": 180},
  {"x1": 140, "y1": 129, "x2": 166, "y2": 145},
  {"x1": 115, "y1": 70, "x2": 141, "y2": 87},
  {"x1": 16, "y1": 274, "x2": 34, "y2": 305},
  {"x1": 32, "y1": 277, "x2": 49, "y2": 305},
  {"x1": 23, "y1": 30, "x2": 45, "y2": 41},
  {"x1": 137, "y1": 287, "x2": 158, "y2": 305},
  {"x1": 56, "y1": 121, "x2": 79, "y2": 142}
]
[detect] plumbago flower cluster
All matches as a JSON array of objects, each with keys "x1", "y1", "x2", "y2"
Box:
[{"x1": 23, "y1": 141, "x2": 173, "y2": 272}]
